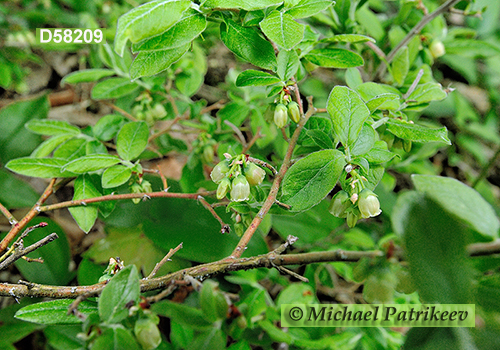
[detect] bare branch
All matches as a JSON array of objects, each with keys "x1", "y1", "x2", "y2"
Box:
[{"x1": 147, "y1": 243, "x2": 183, "y2": 279}]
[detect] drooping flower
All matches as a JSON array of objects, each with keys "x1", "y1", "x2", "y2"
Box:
[
  {"x1": 274, "y1": 103, "x2": 288, "y2": 128},
  {"x1": 244, "y1": 162, "x2": 266, "y2": 186},
  {"x1": 358, "y1": 189, "x2": 382, "y2": 218},
  {"x1": 230, "y1": 175, "x2": 250, "y2": 202},
  {"x1": 210, "y1": 160, "x2": 230, "y2": 184},
  {"x1": 328, "y1": 191, "x2": 350, "y2": 218}
]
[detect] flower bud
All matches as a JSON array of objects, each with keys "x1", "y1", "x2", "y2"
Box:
[
  {"x1": 130, "y1": 183, "x2": 142, "y2": 204},
  {"x1": 203, "y1": 145, "x2": 214, "y2": 164},
  {"x1": 152, "y1": 103, "x2": 167, "y2": 119},
  {"x1": 346, "y1": 211, "x2": 358, "y2": 228},
  {"x1": 210, "y1": 160, "x2": 230, "y2": 183},
  {"x1": 230, "y1": 175, "x2": 250, "y2": 202},
  {"x1": 216, "y1": 177, "x2": 231, "y2": 200},
  {"x1": 134, "y1": 318, "x2": 161, "y2": 350},
  {"x1": 429, "y1": 40, "x2": 445, "y2": 58},
  {"x1": 244, "y1": 162, "x2": 266, "y2": 186},
  {"x1": 358, "y1": 189, "x2": 382, "y2": 219},
  {"x1": 274, "y1": 103, "x2": 288, "y2": 128},
  {"x1": 328, "y1": 191, "x2": 350, "y2": 218},
  {"x1": 287, "y1": 101, "x2": 301, "y2": 123}
]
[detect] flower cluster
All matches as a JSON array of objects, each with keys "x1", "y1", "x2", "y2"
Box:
[
  {"x1": 273, "y1": 88, "x2": 301, "y2": 128},
  {"x1": 329, "y1": 167, "x2": 382, "y2": 227},
  {"x1": 210, "y1": 155, "x2": 266, "y2": 202}
]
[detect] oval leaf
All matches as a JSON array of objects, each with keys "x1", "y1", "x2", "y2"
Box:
[
  {"x1": 116, "y1": 121, "x2": 149, "y2": 161},
  {"x1": 62, "y1": 154, "x2": 121, "y2": 173},
  {"x1": 350, "y1": 123, "x2": 376, "y2": 156},
  {"x1": 304, "y1": 48, "x2": 364, "y2": 68},
  {"x1": 202, "y1": 0, "x2": 282, "y2": 11},
  {"x1": 15, "y1": 300, "x2": 97, "y2": 325},
  {"x1": 68, "y1": 175, "x2": 102, "y2": 233},
  {"x1": 385, "y1": 119, "x2": 451, "y2": 144},
  {"x1": 286, "y1": 0, "x2": 333, "y2": 19},
  {"x1": 327, "y1": 86, "x2": 370, "y2": 147},
  {"x1": 236, "y1": 70, "x2": 281, "y2": 87},
  {"x1": 277, "y1": 49, "x2": 299, "y2": 81},
  {"x1": 5, "y1": 157, "x2": 74, "y2": 178},
  {"x1": 99, "y1": 265, "x2": 140, "y2": 324},
  {"x1": 25, "y1": 120, "x2": 81, "y2": 136},
  {"x1": 412, "y1": 175, "x2": 500, "y2": 239},
  {"x1": 321, "y1": 34, "x2": 376, "y2": 43},
  {"x1": 30, "y1": 134, "x2": 74, "y2": 158},
  {"x1": 281, "y1": 149, "x2": 346, "y2": 212},
  {"x1": 91, "y1": 78, "x2": 139, "y2": 100},
  {"x1": 132, "y1": 10, "x2": 207, "y2": 52},
  {"x1": 102, "y1": 165, "x2": 133, "y2": 188},
  {"x1": 114, "y1": 0, "x2": 191, "y2": 56},
  {"x1": 220, "y1": 19, "x2": 277, "y2": 71},
  {"x1": 260, "y1": 10, "x2": 305, "y2": 50},
  {"x1": 61, "y1": 69, "x2": 115, "y2": 85},
  {"x1": 130, "y1": 44, "x2": 190, "y2": 79}
]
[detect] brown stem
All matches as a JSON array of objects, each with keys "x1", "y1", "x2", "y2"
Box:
[
  {"x1": 38, "y1": 190, "x2": 214, "y2": 212},
  {"x1": 0, "y1": 233, "x2": 59, "y2": 270},
  {"x1": 0, "y1": 179, "x2": 56, "y2": 254},
  {"x1": 104, "y1": 102, "x2": 137, "y2": 121},
  {"x1": 247, "y1": 156, "x2": 278, "y2": 176},
  {"x1": 0, "y1": 202, "x2": 17, "y2": 225},
  {"x1": 197, "y1": 196, "x2": 230, "y2": 234},
  {"x1": 242, "y1": 127, "x2": 262, "y2": 154},
  {"x1": 230, "y1": 96, "x2": 317, "y2": 258},
  {"x1": 147, "y1": 243, "x2": 183, "y2": 279},
  {"x1": 375, "y1": 0, "x2": 461, "y2": 80}
]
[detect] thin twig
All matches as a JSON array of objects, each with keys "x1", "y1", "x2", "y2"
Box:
[
  {"x1": 200, "y1": 100, "x2": 226, "y2": 114},
  {"x1": 0, "y1": 202, "x2": 17, "y2": 225},
  {"x1": 149, "y1": 115, "x2": 183, "y2": 142},
  {"x1": 274, "y1": 200, "x2": 291, "y2": 210},
  {"x1": 0, "y1": 178, "x2": 56, "y2": 254},
  {"x1": 147, "y1": 243, "x2": 183, "y2": 279},
  {"x1": 38, "y1": 190, "x2": 214, "y2": 212},
  {"x1": 375, "y1": 0, "x2": 461, "y2": 80},
  {"x1": 365, "y1": 41, "x2": 387, "y2": 61},
  {"x1": 104, "y1": 102, "x2": 137, "y2": 121},
  {"x1": 197, "y1": 196, "x2": 230, "y2": 234},
  {"x1": 274, "y1": 265, "x2": 309, "y2": 282},
  {"x1": 224, "y1": 120, "x2": 247, "y2": 147},
  {"x1": 472, "y1": 146, "x2": 500, "y2": 188},
  {"x1": 242, "y1": 127, "x2": 262, "y2": 154},
  {"x1": 403, "y1": 68, "x2": 425, "y2": 100},
  {"x1": 157, "y1": 165, "x2": 168, "y2": 190},
  {"x1": 247, "y1": 156, "x2": 278, "y2": 176},
  {"x1": 0, "y1": 233, "x2": 59, "y2": 270}
]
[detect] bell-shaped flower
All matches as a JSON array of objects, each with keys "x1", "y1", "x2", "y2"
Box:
[
  {"x1": 216, "y1": 177, "x2": 231, "y2": 200},
  {"x1": 274, "y1": 103, "x2": 288, "y2": 128},
  {"x1": 328, "y1": 190, "x2": 350, "y2": 218},
  {"x1": 287, "y1": 101, "x2": 301, "y2": 123},
  {"x1": 230, "y1": 175, "x2": 250, "y2": 202},
  {"x1": 210, "y1": 160, "x2": 230, "y2": 184},
  {"x1": 358, "y1": 189, "x2": 382, "y2": 219},
  {"x1": 245, "y1": 162, "x2": 266, "y2": 186}
]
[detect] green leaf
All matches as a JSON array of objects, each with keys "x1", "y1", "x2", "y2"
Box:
[
  {"x1": 91, "y1": 326, "x2": 140, "y2": 350},
  {"x1": 304, "y1": 48, "x2": 364, "y2": 68},
  {"x1": 406, "y1": 82, "x2": 447, "y2": 105},
  {"x1": 391, "y1": 46, "x2": 409, "y2": 86},
  {"x1": 5, "y1": 157, "x2": 74, "y2": 178},
  {"x1": 327, "y1": 86, "x2": 370, "y2": 147},
  {"x1": 392, "y1": 192, "x2": 473, "y2": 304},
  {"x1": 25, "y1": 120, "x2": 81, "y2": 136},
  {"x1": 0, "y1": 169, "x2": 39, "y2": 209},
  {"x1": 44, "y1": 325, "x2": 86, "y2": 350},
  {"x1": 31, "y1": 134, "x2": 74, "y2": 158},
  {"x1": 0, "y1": 323, "x2": 42, "y2": 348},
  {"x1": 364, "y1": 141, "x2": 397, "y2": 163},
  {"x1": 260, "y1": 10, "x2": 305, "y2": 50},
  {"x1": 366, "y1": 93, "x2": 400, "y2": 112},
  {"x1": 220, "y1": 19, "x2": 277, "y2": 71},
  {"x1": 350, "y1": 123, "x2": 375, "y2": 156},
  {"x1": 404, "y1": 327, "x2": 476, "y2": 350},
  {"x1": 305, "y1": 129, "x2": 334, "y2": 149},
  {"x1": 91, "y1": 78, "x2": 139, "y2": 100},
  {"x1": 85, "y1": 226, "x2": 187, "y2": 276},
  {"x1": 202, "y1": 0, "x2": 283, "y2": 11},
  {"x1": 93, "y1": 114, "x2": 126, "y2": 141},
  {"x1": 61, "y1": 69, "x2": 116, "y2": 85},
  {"x1": 321, "y1": 34, "x2": 376, "y2": 43},
  {"x1": 99, "y1": 265, "x2": 140, "y2": 324},
  {"x1": 189, "y1": 328, "x2": 226, "y2": 350},
  {"x1": 116, "y1": 121, "x2": 149, "y2": 161},
  {"x1": 132, "y1": 10, "x2": 207, "y2": 52},
  {"x1": 277, "y1": 49, "x2": 299, "y2": 81},
  {"x1": 444, "y1": 39, "x2": 500, "y2": 58},
  {"x1": 14, "y1": 217, "x2": 73, "y2": 285},
  {"x1": 412, "y1": 175, "x2": 500, "y2": 239},
  {"x1": 152, "y1": 300, "x2": 212, "y2": 329},
  {"x1": 0, "y1": 95, "x2": 48, "y2": 163},
  {"x1": 68, "y1": 175, "x2": 102, "y2": 233},
  {"x1": 114, "y1": 0, "x2": 191, "y2": 56},
  {"x1": 235, "y1": 70, "x2": 281, "y2": 87},
  {"x1": 281, "y1": 149, "x2": 345, "y2": 212},
  {"x1": 130, "y1": 43, "x2": 190, "y2": 79},
  {"x1": 15, "y1": 300, "x2": 97, "y2": 325},
  {"x1": 385, "y1": 119, "x2": 451, "y2": 144},
  {"x1": 53, "y1": 138, "x2": 87, "y2": 161},
  {"x1": 286, "y1": 0, "x2": 333, "y2": 18},
  {"x1": 62, "y1": 154, "x2": 121, "y2": 173},
  {"x1": 102, "y1": 165, "x2": 133, "y2": 188},
  {"x1": 200, "y1": 280, "x2": 229, "y2": 322}
]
